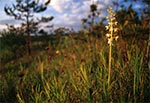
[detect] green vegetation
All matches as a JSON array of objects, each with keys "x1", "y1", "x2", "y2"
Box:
[
  {"x1": 0, "y1": 29, "x2": 149, "y2": 102},
  {"x1": 0, "y1": 0, "x2": 150, "y2": 103}
]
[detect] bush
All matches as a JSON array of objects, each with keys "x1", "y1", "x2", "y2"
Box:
[{"x1": 0, "y1": 30, "x2": 26, "y2": 62}]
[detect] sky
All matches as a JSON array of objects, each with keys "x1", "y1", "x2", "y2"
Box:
[{"x1": 0, "y1": 0, "x2": 145, "y2": 32}]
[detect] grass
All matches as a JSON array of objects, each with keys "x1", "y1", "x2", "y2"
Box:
[{"x1": 0, "y1": 33, "x2": 149, "y2": 102}]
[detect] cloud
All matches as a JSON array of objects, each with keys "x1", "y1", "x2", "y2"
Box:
[
  {"x1": 0, "y1": 0, "x2": 113, "y2": 31},
  {"x1": 50, "y1": 0, "x2": 73, "y2": 12},
  {"x1": 0, "y1": 19, "x2": 21, "y2": 25},
  {"x1": 48, "y1": 0, "x2": 112, "y2": 31},
  {"x1": 0, "y1": 25, "x2": 7, "y2": 31},
  {"x1": 0, "y1": 18, "x2": 21, "y2": 30}
]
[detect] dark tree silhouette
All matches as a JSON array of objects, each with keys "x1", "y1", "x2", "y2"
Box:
[
  {"x1": 4, "y1": 0, "x2": 53, "y2": 55},
  {"x1": 81, "y1": 1, "x2": 105, "y2": 38}
]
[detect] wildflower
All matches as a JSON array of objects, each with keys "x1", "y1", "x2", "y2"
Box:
[
  {"x1": 115, "y1": 35, "x2": 119, "y2": 41},
  {"x1": 107, "y1": 38, "x2": 111, "y2": 44},
  {"x1": 105, "y1": 6, "x2": 119, "y2": 88},
  {"x1": 56, "y1": 50, "x2": 60, "y2": 54},
  {"x1": 105, "y1": 6, "x2": 119, "y2": 45},
  {"x1": 105, "y1": 26, "x2": 109, "y2": 30},
  {"x1": 114, "y1": 28, "x2": 118, "y2": 32},
  {"x1": 106, "y1": 33, "x2": 110, "y2": 38}
]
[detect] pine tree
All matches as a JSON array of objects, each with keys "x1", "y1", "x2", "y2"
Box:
[{"x1": 4, "y1": 0, "x2": 53, "y2": 55}]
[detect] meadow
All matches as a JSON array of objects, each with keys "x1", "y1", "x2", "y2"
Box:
[{"x1": 0, "y1": 30, "x2": 150, "y2": 102}]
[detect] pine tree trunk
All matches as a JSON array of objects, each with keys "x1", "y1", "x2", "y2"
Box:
[
  {"x1": 26, "y1": 31, "x2": 31, "y2": 55},
  {"x1": 26, "y1": 4, "x2": 31, "y2": 55}
]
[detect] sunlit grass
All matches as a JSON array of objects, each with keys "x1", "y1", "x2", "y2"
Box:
[{"x1": 1, "y1": 33, "x2": 149, "y2": 102}]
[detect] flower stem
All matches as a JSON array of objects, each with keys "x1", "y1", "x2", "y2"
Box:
[{"x1": 108, "y1": 25, "x2": 113, "y2": 88}]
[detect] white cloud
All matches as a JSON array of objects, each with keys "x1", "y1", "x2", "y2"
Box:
[
  {"x1": 0, "y1": 0, "x2": 113, "y2": 31},
  {"x1": 0, "y1": 25, "x2": 7, "y2": 31},
  {"x1": 50, "y1": 0, "x2": 73, "y2": 12},
  {"x1": 48, "y1": 0, "x2": 112, "y2": 30}
]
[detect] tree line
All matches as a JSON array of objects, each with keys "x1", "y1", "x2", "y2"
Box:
[{"x1": 1, "y1": 0, "x2": 149, "y2": 55}]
